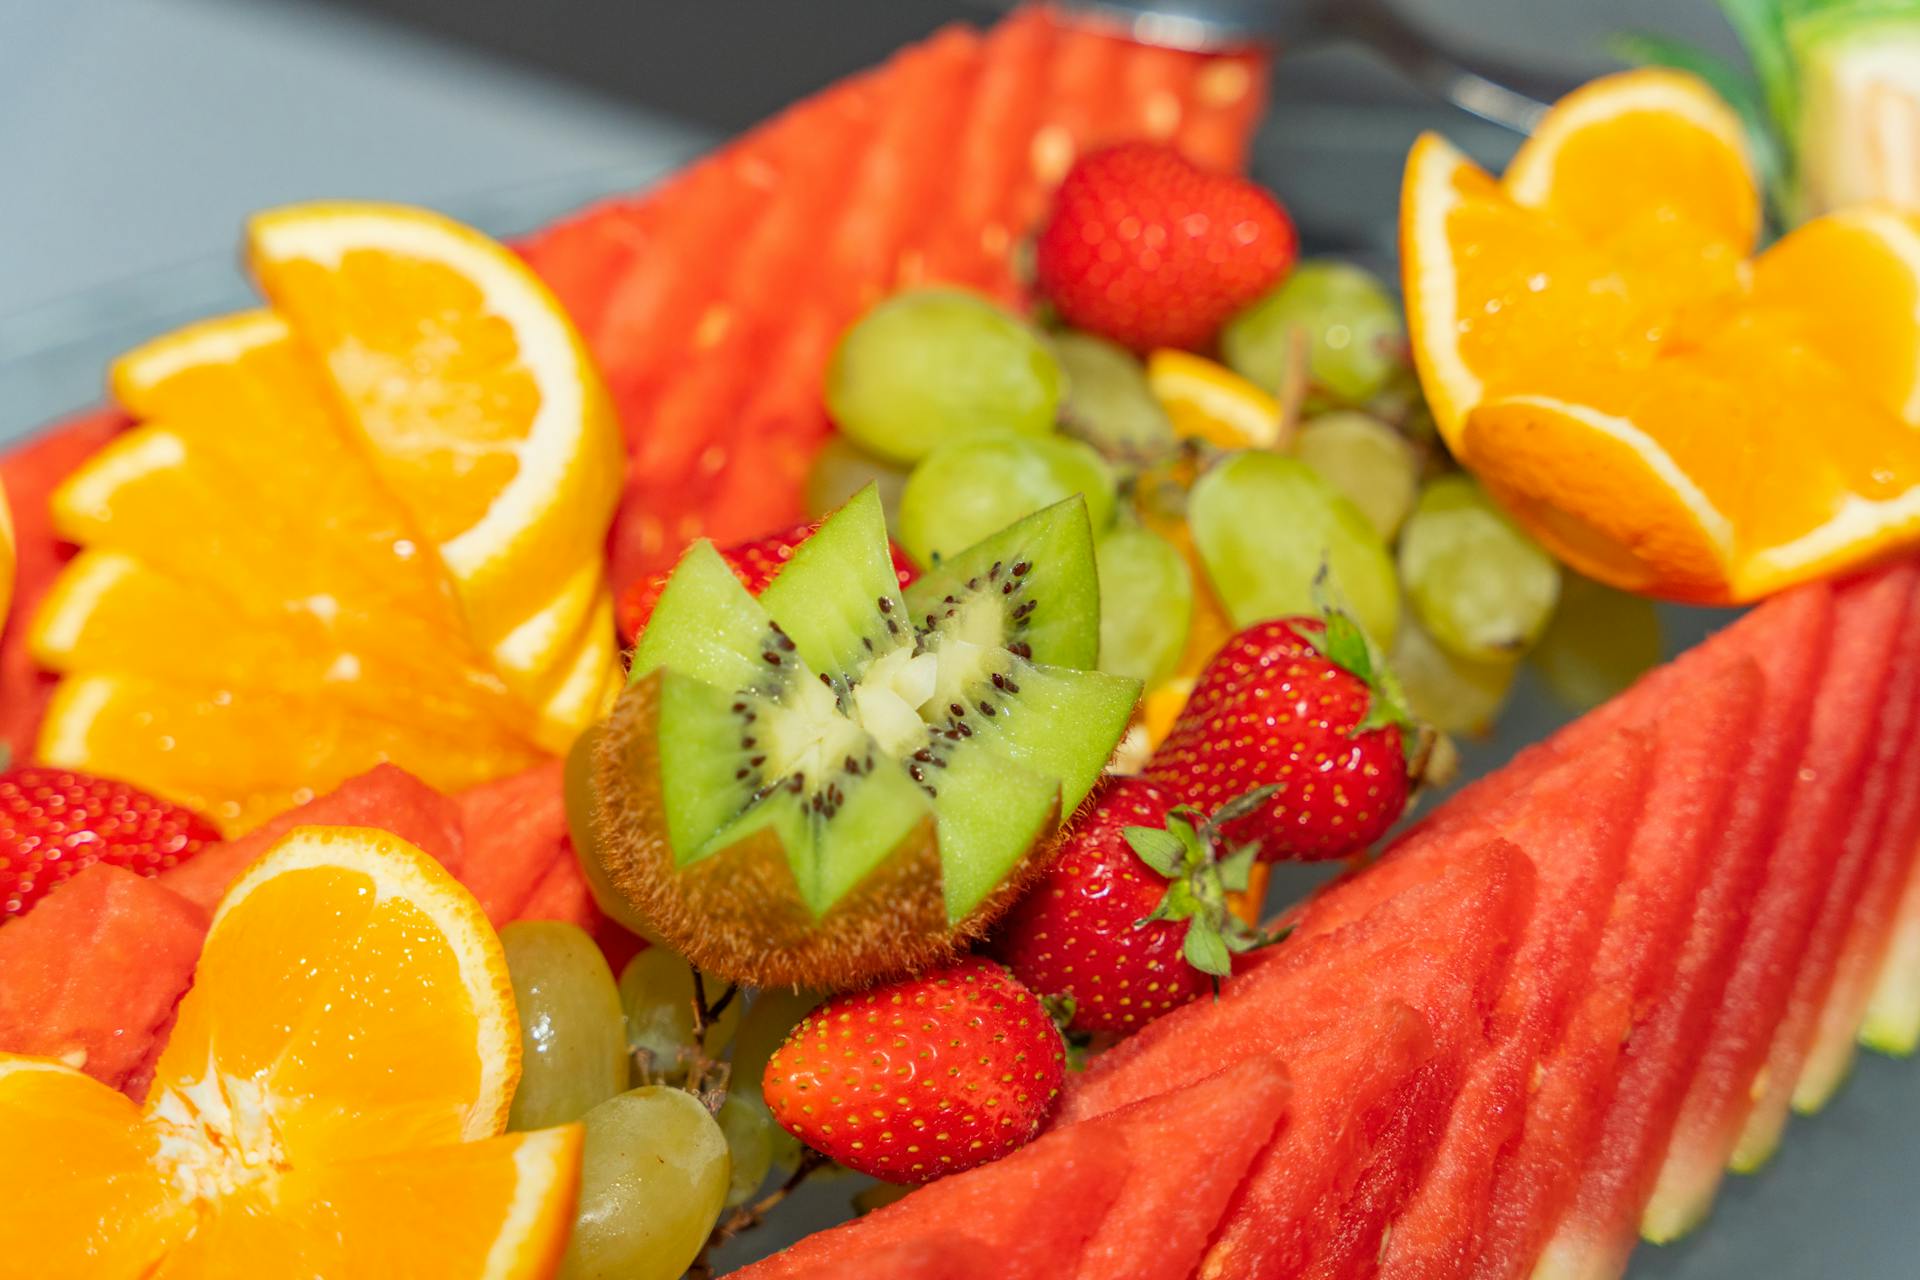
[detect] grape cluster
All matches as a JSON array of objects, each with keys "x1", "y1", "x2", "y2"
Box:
[
  {"x1": 498, "y1": 919, "x2": 822, "y2": 1279},
  {"x1": 809, "y1": 270, "x2": 1662, "y2": 752}
]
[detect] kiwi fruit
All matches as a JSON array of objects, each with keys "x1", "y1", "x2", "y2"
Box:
[{"x1": 583, "y1": 487, "x2": 1139, "y2": 989}]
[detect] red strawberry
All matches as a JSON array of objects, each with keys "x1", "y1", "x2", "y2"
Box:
[
  {"x1": 617, "y1": 520, "x2": 919, "y2": 642},
  {"x1": 1034, "y1": 142, "x2": 1296, "y2": 352},
  {"x1": 994, "y1": 776, "x2": 1275, "y2": 1037},
  {"x1": 762, "y1": 955, "x2": 1065, "y2": 1183},
  {"x1": 1, "y1": 766, "x2": 219, "y2": 919},
  {"x1": 1144, "y1": 612, "x2": 1424, "y2": 861}
]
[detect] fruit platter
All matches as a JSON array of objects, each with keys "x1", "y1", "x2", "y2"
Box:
[{"x1": 9, "y1": 1, "x2": 1920, "y2": 1276}]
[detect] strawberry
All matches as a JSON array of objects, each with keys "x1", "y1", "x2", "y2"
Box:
[
  {"x1": 762, "y1": 955, "x2": 1065, "y2": 1183},
  {"x1": 1, "y1": 766, "x2": 219, "y2": 919},
  {"x1": 1143, "y1": 610, "x2": 1425, "y2": 861},
  {"x1": 994, "y1": 776, "x2": 1275, "y2": 1037},
  {"x1": 1034, "y1": 142, "x2": 1296, "y2": 353},
  {"x1": 617, "y1": 520, "x2": 919, "y2": 642}
]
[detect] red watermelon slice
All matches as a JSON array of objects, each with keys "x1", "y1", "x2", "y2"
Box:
[
  {"x1": 1471, "y1": 658, "x2": 1761, "y2": 1279},
  {"x1": 727, "y1": 1112, "x2": 1127, "y2": 1280},
  {"x1": 1530, "y1": 585, "x2": 1832, "y2": 1280},
  {"x1": 0, "y1": 864, "x2": 205, "y2": 1090},
  {"x1": 519, "y1": 6, "x2": 1270, "y2": 593},
  {"x1": 0, "y1": 409, "x2": 126, "y2": 759},
  {"x1": 1368, "y1": 733, "x2": 1648, "y2": 1278},
  {"x1": 453, "y1": 759, "x2": 568, "y2": 924},
  {"x1": 1643, "y1": 565, "x2": 1913, "y2": 1242},
  {"x1": 1731, "y1": 568, "x2": 1920, "y2": 1168},
  {"x1": 160, "y1": 762, "x2": 464, "y2": 914},
  {"x1": 1070, "y1": 1056, "x2": 1292, "y2": 1280},
  {"x1": 1064, "y1": 838, "x2": 1535, "y2": 1279}
]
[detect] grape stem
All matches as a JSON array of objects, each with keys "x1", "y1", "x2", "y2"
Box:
[{"x1": 690, "y1": 1149, "x2": 833, "y2": 1275}]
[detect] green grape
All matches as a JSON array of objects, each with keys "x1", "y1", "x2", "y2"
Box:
[
  {"x1": 1052, "y1": 330, "x2": 1175, "y2": 455},
  {"x1": 897, "y1": 432, "x2": 1117, "y2": 566},
  {"x1": 1531, "y1": 574, "x2": 1663, "y2": 711},
  {"x1": 559, "y1": 1086, "x2": 730, "y2": 1280},
  {"x1": 500, "y1": 921, "x2": 628, "y2": 1131},
  {"x1": 825, "y1": 288, "x2": 1063, "y2": 464},
  {"x1": 1095, "y1": 522, "x2": 1194, "y2": 685},
  {"x1": 1399, "y1": 475, "x2": 1561, "y2": 662},
  {"x1": 563, "y1": 728, "x2": 661, "y2": 943},
  {"x1": 715, "y1": 1093, "x2": 776, "y2": 1208},
  {"x1": 805, "y1": 434, "x2": 910, "y2": 525},
  {"x1": 1291, "y1": 411, "x2": 1419, "y2": 541},
  {"x1": 1389, "y1": 616, "x2": 1519, "y2": 736},
  {"x1": 1187, "y1": 452, "x2": 1400, "y2": 646},
  {"x1": 619, "y1": 946, "x2": 741, "y2": 1083},
  {"x1": 1222, "y1": 260, "x2": 1407, "y2": 405}
]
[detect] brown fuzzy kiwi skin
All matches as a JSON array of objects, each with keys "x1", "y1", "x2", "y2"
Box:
[{"x1": 588, "y1": 671, "x2": 1066, "y2": 991}]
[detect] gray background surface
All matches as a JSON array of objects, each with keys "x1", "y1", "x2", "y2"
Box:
[{"x1": 2, "y1": 2, "x2": 1913, "y2": 1276}]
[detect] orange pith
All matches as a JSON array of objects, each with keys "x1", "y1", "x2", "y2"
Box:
[
  {"x1": 31, "y1": 205, "x2": 623, "y2": 831},
  {"x1": 0, "y1": 827, "x2": 581, "y2": 1280},
  {"x1": 1404, "y1": 69, "x2": 1920, "y2": 603}
]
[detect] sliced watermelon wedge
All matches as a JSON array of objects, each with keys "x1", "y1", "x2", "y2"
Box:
[
  {"x1": 1471, "y1": 658, "x2": 1761, "y2": 1279},
  {"x1": 1643, "y1": 565, "x2": 1914, "y2": 1243},
  {"x1": 1529, "y1": 585, "x2": 1832, "y2": 1280},
  {"x1": 1065, "y1": 838, "x2": 1535, "y2": 1278},
  {"x1": 1358, "y1": 732, "x2": 1649, "y2": 1277},
  {"x1": 1731, "y1": 569, "x2": 1920, "y2": 1165},
  {"x1": 0, "y1": 864, "x2": 206, "y2": 1091}
]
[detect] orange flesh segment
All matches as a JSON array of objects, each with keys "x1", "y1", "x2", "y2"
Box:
[{"x1": 1403, "y1": 70, "x2": 1920, "y2": 603}]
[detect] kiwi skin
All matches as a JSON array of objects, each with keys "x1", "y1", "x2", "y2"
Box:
[{"x1": 588, "y1": 671, "x2": 1065, "y2": 990}]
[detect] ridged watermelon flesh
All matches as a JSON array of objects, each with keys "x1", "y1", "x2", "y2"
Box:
[
  {"x1": 729, "y1": 1062, "x2": 1271, "y2": 1280},
  {"x1": 1469, "y1": 659, "x2": 1761, "y2": 1280},
  {"x1": 1731, "y1": 570, "x2": 1920, "y2": 1166},
  {"x1": 1348, "y1": 733, "x2": 1648, "y2": 1278},
  {"x1": 518, "y1": 6, "x2": 1269, "y2": 593},
  {"x1": 1643, "y1": 565, "x2": 1914, "y2": 1242},
  {"x1": 453, "y1": 759, "x2": 567, "y2": 924},
  {"x1": 1066, "y1": 838, "x2": 1535, "y2": 1279},
  {"x1": 1069, "y1": 1057, "x2": 1292, "y2": 1280},
  {"x1": 0, "y1": 864, "x2": 205, "y2": 1091},
  {"x1": 1526, "y1": 586, "x2": 1832, "y2": 1280},
  {"x1": 1799, "y1": 683, "x2": 1920, "y2": 1099},
  {"x1": 1862, "y1": 819, "x2": 1920, "y2": 1054}
]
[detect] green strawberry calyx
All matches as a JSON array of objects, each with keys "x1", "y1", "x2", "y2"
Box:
[
  {"x1": 1122, "y1": 788, "x2": 1287, "y2": 980},
  {"x1": 1310, "y1": 569, "x2": 1434, "y2": 778}
]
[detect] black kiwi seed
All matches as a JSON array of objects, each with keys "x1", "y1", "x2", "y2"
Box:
[
  {"x1": 912, "y1": 747, "x2": 933, "y2": 762},
  {"x1": 931, "y1": 756, "x2": 948, "y2": 768},
  {"x1": 957, "y1": 722, "x2": 973, "y2": 737},
  {"x1": 731, "y1": 702, "x2": 746, "y2": 713},
  {"x1": 877, "y1": 597, "x2": 893, "y2": 613},
  {"x1": 742, "y1": 736, "x2": 757, "y2": 748},
  {"x1": 949, "y1": 702, "x2": 965, "y2": 717},
  {"x1": 734, "y1": 768, "x2": 750, "y2": 780},
  {"x1": 763, "y1": 650, "x2": 781, "y2": 665},
  {"x1": 1005, "y1": 679, "x2": 1020, "y2": 694},
  {"x1": 750, "y1": 755, "x2": 767, "y2": 767},
  {"x1": 1010, "y1": 642, "x2": 1032, "y2": 659},
  {"x1": 909, "y1": 763, "x2": 926, "y2": 782},
  {"x1": 977, "y1": 702, "x2": 996, "y2": 717},
  {"x1": 990, "y1": 561, "x2": 1003, "y2": 578},
  {"x1": 990, "y1": 673, "x2": 1007, "y2": 691},
  {"x1": 1013, "y1": 560, "x2": 1031, "y2": 577}
]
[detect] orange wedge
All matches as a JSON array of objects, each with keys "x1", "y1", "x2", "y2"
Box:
[
  {"x1": 32, "y1": 204, "x2": 624, "y2": 830},
  {"x1": 247, "y1": 203, "x2": 625, "y2": 659},
  {"x1": 1403, "y1": 69, "x2": 1920, "y2": 603},
  {"x1": 0, "y1": 826, "x2": 582, "y2": 1279},
  {"x1": 1146, "y1": 349, "x2": 1287, "y2": 449}
]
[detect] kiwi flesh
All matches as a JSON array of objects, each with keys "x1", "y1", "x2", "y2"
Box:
[{"x1": 586, "y1": 487, "x2": 1139, "y2": 988}]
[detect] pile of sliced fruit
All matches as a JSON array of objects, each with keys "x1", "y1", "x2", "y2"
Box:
[
  {"x1": 14, "y1": 4, "x2": 1920, "y2": 1279},
  {"x1": 779, "y1": 145, "x2": 1663, "y2": 761}
]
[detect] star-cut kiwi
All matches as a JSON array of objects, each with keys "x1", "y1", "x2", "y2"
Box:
[{"x1": 583, "y1": 488, "x2": 1140, "y2": 988}]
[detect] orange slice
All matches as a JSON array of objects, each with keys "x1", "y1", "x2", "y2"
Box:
[
  {"x1": 0, "y1": 826, "x2": 581, "y2": 1279},
  {"x1": 32, "y1": 204, "x2": 627, "y2": 828},
  {"x1": 1402, "y1": 70, "x2": 1920, "y2": 603},
  {"x1": 247, "y1": 203, "x2": 625, "y2": 658},
  {"x1": 1145, "y1": 350, "x2": 1287, "y2": 449}
]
